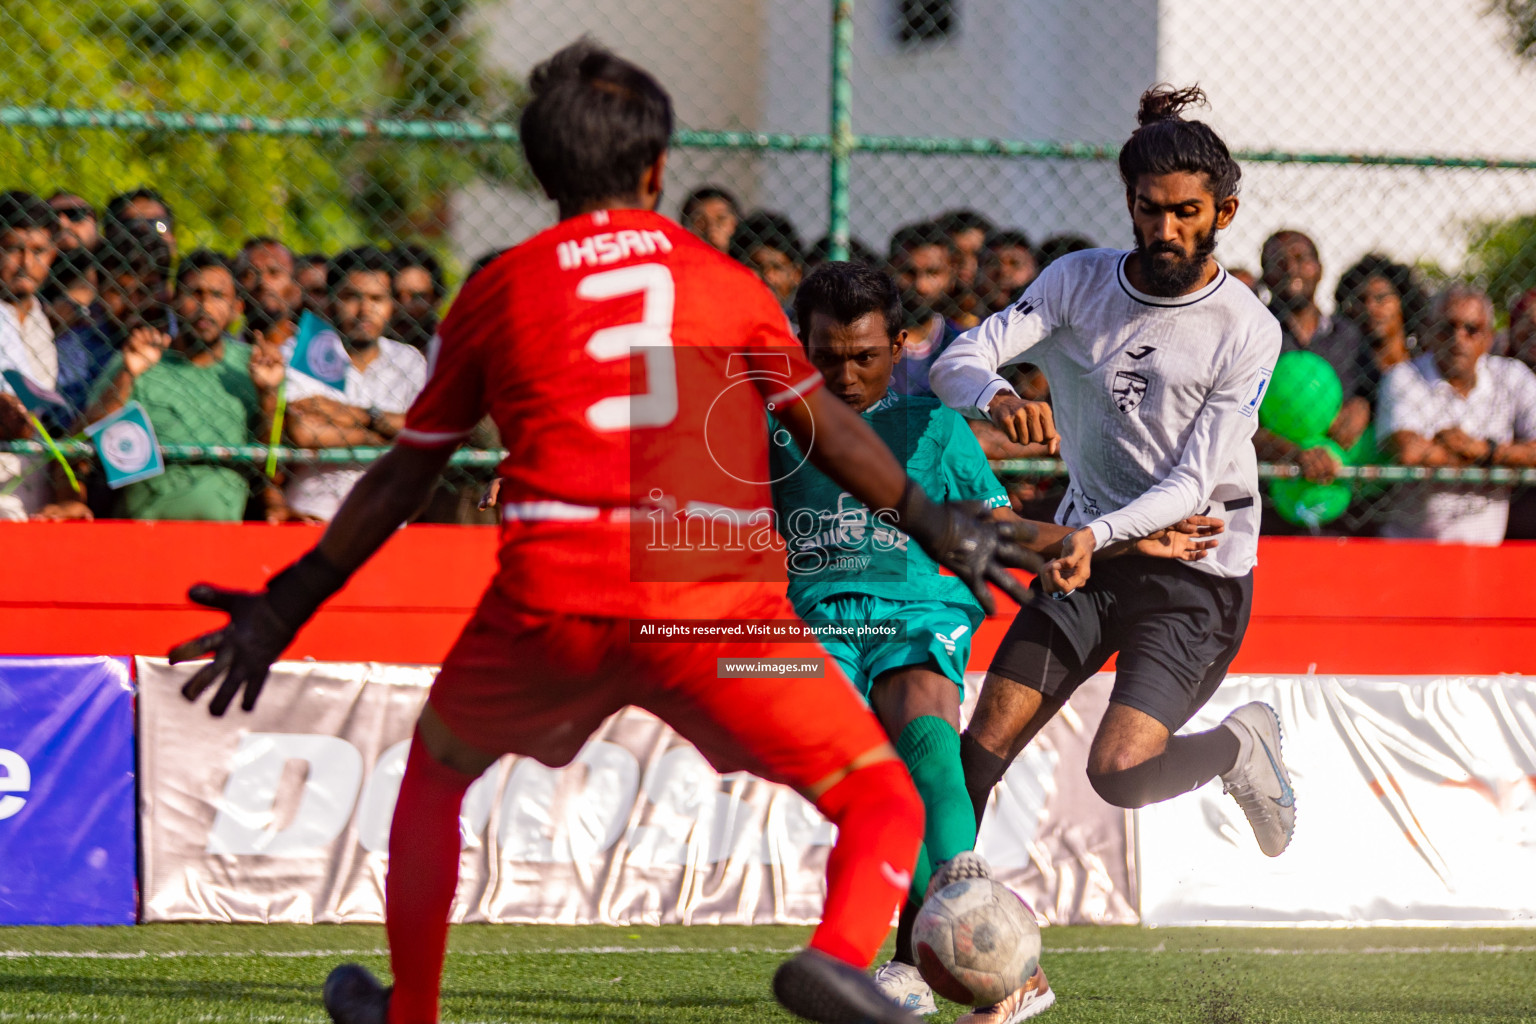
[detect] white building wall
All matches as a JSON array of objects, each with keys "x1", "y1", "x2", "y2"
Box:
[
  {"x1": 455, "y1": 0, "x2": 767, "y2": 259},
  {"x1": 758, "y1": 0, "x2": 1158, "y2": 257},
  {"x1": 1159, "y1": 0, "x2": 1536, "y2": 301}
]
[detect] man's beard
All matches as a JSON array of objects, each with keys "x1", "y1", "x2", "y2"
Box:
[
  {"x1": 899, "y1": 287, "x2": 933, "y2": 329},
  {"x1": 1269, "y1": 277, "x2": 1313, "y2": 313},
  {"x1": 181, "y1": 330, "x2": 221, "y2": 354},
  {"x1": 1134, "y1": 223, "x2": 1219, "y2": 296},
  {"x1": 394, "y1": 313, "x2": 438, "y2": 350},
  {"x1": 246, "y1": 300, "x2": 293, "y2": 334},
  {"x1": 899, "y1": 286, "x2": 958, "y2": 329}
]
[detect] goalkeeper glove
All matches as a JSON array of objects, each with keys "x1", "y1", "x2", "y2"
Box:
[
  {"x1": 893, "y1": 480, "x2": 1040, "y2": 614},
  {"x1": 170, "y1": 549, "x2": 350, "y2": 716}
]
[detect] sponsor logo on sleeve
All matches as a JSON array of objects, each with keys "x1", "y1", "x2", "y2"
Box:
[
  {"x1": 1240, "y1": 367, "x2": 1272, "y2": 418},
  {"x1": 1010, "y1": 296, "x2": 1039, "y2": 321}
]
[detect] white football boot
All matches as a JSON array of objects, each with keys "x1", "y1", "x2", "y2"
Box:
[
  {"x1": 872, "y1": 960, "x2": 938, "y2": 1016},
  {"x1": 1218, "y1": 701, "x2": 1296, "y2": 857},
  {"x1": 954, "y1": 966, "x2": 1055, "y2": 1024}
]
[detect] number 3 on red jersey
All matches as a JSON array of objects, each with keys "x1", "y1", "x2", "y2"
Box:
[{"x1": 579, "y1": 264, "x2": 678, "y2": 433}]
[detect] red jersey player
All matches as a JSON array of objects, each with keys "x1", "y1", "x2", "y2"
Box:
[{"x1": 169, "y1": 42, "x2": 1036, "y2": 1024}]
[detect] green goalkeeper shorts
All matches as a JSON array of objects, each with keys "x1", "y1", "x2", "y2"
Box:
[{"x1": 798, "y1": 593, "x2": 978, "y2": 699}]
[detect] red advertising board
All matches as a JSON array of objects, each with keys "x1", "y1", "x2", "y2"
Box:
[{"x1": 4, "y1": 522, "x2": 1534, "y2": 673}]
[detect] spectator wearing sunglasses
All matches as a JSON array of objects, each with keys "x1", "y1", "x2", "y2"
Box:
[
  {"x1": 47, "y1": 192, "x2": 98, "y2": 252},
  {"x1": 1378, "y1": 285, "x2": 1536, "y2": 544}
]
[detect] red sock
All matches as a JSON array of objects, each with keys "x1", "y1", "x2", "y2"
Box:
[
  {"x1": 386, "y1": 732, "x2": 475, "y2": 1024},
  {"x1": 808, "y1": 758, "x2": 925, "y2": 968}
]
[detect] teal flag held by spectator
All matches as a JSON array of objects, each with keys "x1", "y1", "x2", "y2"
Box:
[
  {"x1": 1, "y1": 368, "x2": 72, "y2": 417},
  {"x1": 86, "y1": 401, "x2": 165, "y2": 489},
  {"x1": 290, "y1": 311, "x2": 351, "y2": 392}
]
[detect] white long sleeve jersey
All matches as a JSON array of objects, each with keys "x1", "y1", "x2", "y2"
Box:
[{"x1": 930, "y1": 248, "x2": 1282, "y2": 578}]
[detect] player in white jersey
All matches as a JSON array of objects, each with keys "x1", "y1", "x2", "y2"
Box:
[{"x1": 931, "y1": 89, "x2": 1293, "y2": 1020}]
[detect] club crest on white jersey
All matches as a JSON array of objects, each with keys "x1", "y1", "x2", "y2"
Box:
[{"x1": 1113, "y1": 370, "x2": 1148, "y2": 413}]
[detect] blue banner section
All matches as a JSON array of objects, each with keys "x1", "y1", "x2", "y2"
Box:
[{"x1": 0, "y1": 657, "x2": 136, "y2": 925}]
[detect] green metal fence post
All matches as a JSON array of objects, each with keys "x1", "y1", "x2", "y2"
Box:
[{"x1": 828, "y1": 0, "x2": 854, "y2": 261}]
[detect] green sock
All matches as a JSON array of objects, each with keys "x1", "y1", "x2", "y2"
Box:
[
  {"x1": 896, "y1": 715, "x2": 976, "y2": 904},
  {"x1": 909, "y1": 845, "x2": 932, "y2": 911}
]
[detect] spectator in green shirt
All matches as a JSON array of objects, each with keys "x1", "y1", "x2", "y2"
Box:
[{"x1": 85, "y1": 250, "x2": 285, "y2": 520}]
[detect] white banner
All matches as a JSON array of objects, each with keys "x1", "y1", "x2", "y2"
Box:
[
  {"x1": 974, "y1": 672, "x2": 1136, "y2": 926},
  {"x1": 136, "y1": 659, "x2": 1133, "y2": 926},
  {"x1": 1138, "y1": 675, "x2": 1536, "y2": 926}
]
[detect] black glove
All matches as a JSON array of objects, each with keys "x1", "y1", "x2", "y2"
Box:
[
  {"x1": 894, "y1": 480, "x2": 1041, "y2": 615},
  {"x1": 169, "y1": 550, "x2": 350, "y2": 716}
]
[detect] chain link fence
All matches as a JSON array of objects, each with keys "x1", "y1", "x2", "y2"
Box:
[{"x1": 2, "y1": 0, "x2": 1536, "y2": 540}]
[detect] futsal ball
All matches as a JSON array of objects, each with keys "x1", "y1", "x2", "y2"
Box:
[{"x1": 912, "y1": 878, "x2": 1041, "y2": 1006}]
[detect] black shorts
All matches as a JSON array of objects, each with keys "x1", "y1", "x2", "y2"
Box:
[{"x1": 989, "y1": 557, "x2": 1253, "y2": 732}]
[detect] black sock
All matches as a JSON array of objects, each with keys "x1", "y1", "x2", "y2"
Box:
[
  {"x1": 893, "y1": 898, "x2": 920, "y2": 965},
  {"x1": 1087, "y1": 725, "x2": 1240, "y2": 808},
  {"x1": 959, "y1": 730, "x2": 1008, "y2": 827}
]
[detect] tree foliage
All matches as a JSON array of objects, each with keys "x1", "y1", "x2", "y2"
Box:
[
  {"x1": 0, "y1": 0, "x2": 523, "y2": 253},
  {"x1": 1466, "y1": 214, "x2": 1536, "y2": 312},
  {"x1": 1491, "y1": 0, "x2": 1536, "y2": 59},
  {"x1": 340, "y1": 0, "x2": 527, "y2": 242},
  {"x1": 1469, "y1": 2, "x2": 1536, "y2": 311}
]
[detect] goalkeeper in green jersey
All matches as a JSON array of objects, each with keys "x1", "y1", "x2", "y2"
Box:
[{"x1": 770, "y1": 261, "x2": 1222, "y2": 1018}]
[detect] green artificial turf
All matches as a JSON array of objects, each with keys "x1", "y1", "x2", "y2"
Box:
[{"x1": 1, "y1": 923, "x2": 1533, "y2": 1022}]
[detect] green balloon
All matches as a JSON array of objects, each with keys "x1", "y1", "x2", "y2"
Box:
[
  {"x1": 1259, "y1": 351, "x2": 1343, "y2": 443},
  {"x1": 1343, "y1": 423, "x2": 1382, "y2": 466},
  {"x1": 1269, "y1": 438, "x2": 1352, "y2": 527},
  {"x1": 1343, "y1": 424, "x2": 1388, "y2": 500}
]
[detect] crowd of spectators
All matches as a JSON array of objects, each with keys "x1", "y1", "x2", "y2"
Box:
[
  {"x1": 2, "y1": 180, "x2": 1535, "y2": 544},
  {"x1": 0, "y1": 188, "x2": 452, "y2": 524}
]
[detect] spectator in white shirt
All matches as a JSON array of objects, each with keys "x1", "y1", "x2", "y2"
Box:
[
  {"x1": 0, "y1": 191, "x2": 60, "y2": 520},
  {"x1": 1377, "y1": 284, "x2": 1536, "y2": 544},
  {"x1": 282, "y1": 246, "x2": 426, "y2": 522}
]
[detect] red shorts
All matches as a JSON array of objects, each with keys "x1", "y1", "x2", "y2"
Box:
[{"x1": 428, "y1": 586, "x2": 891, "y2": 792}]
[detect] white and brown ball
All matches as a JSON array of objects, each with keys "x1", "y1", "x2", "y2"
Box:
[{"x1": 913, "y1": 877, "x2": 1041, "y2": 1006}]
